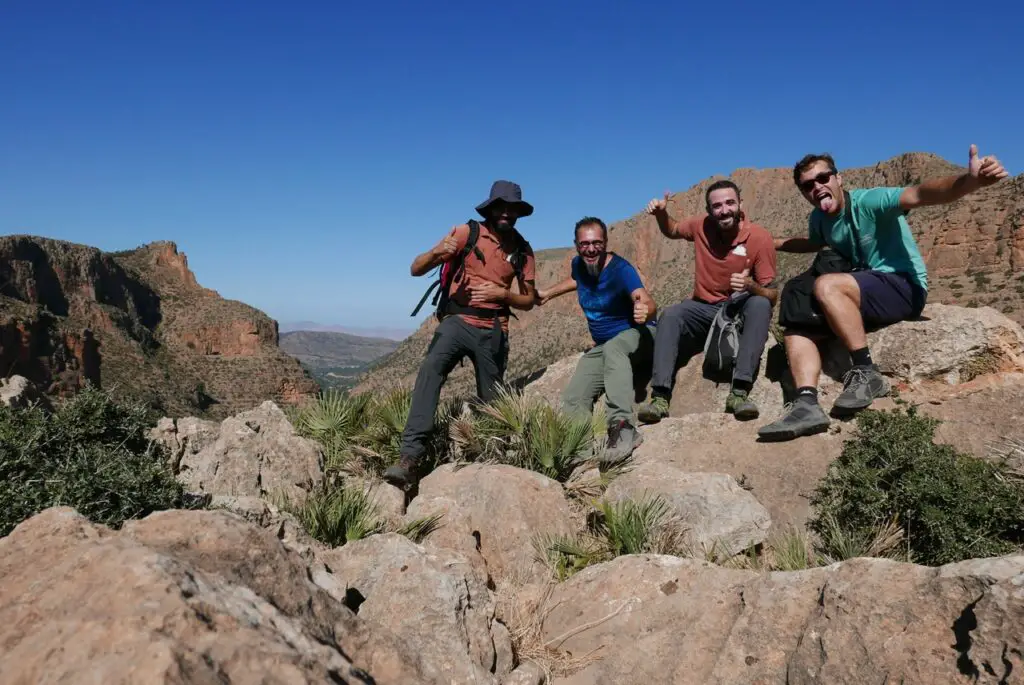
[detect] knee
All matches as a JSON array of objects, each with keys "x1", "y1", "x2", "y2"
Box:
[
  {"x1": 659, "y1": 302, "x2": 688, "y2": 324},
  {"x1": 813, "y1": 274, "x2": 847, "y2": 303},
  {"x1": 745, "y1": 295, "x2": 772, "y2": 316}
]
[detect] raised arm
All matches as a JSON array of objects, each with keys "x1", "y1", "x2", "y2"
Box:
[
  {"x1": 411, "y1": 227, "x2": 462, "y2": 276},
  {"x1": 644, "y1": 192, "x2": 688, "y2": 239},
  {"x1": 899, "y1": 144, "x2": 1009, "y2": 210},
  {"x1": 536, "y1": 276, "x2": 577, "y2": 305}
]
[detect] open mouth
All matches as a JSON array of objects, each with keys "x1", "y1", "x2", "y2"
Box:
[{"x1": 813, "y1": 190, "x2": 835, "y2": 212}]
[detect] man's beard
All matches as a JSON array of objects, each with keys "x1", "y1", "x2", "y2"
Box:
[{"x1": 584, "y1": 254, "x2": 606, "y2": 278}]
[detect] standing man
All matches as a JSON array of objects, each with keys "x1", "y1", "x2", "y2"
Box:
[
  {"x1": 758, "y1": 145, "x2": 1009, "y2": 441},
  {"x1": 384, "y1": 181, "x2": 537, "y2": 488},
  {"x1": 637, "y1": 180, "x2": 778, "y2": 423},
  {"x1": 536, "y1": 217, "x2": 657, "y2": 462}
]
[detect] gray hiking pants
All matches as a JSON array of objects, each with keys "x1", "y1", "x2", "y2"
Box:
[
  {"x1": 400, "y1": 315, "x2": 508, "y2": 461},
  {"x1": 650, "y1": 296, "x2": 772, "y2": 397},
  {"x1": 561, "y1": 326, "x2": 653, "y2": 426}
]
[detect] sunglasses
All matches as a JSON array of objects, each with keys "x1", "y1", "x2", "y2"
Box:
[
  {"x1": 798, "y1": 170, "x2": 837, "y2": 193},
  {"x1": 575, "y1": 240, "x2": 605, "y2": 250}
]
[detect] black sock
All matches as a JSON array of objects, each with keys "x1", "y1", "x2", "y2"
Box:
[
  {"x1": 850, "y1": 347, "x2": 873, "y2": 367},
  {"x1": 732, "y1": 379, "x2": 752, "y2": 394},
  {"x1": 795, "y1": 386, "x2": 818, "y2": 404}
]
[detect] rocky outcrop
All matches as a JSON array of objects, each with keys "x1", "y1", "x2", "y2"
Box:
[
  {"x1": 322, "y1": 533, "x2": 511, "y2": 684},
  {"x1": 0, "y1": 507, "x2": 429, "y2": 684},
  {"x1": 0, "y1": 374, "x2": 52, "y2": 410},
  {"x1": 0, "y1": 235, "x2": 318, "y2": 419},
  {"x1": 153, "y1": 401, "x2": 324, "y2": 502},
  {"x1": 407, "y1": 463, "x2": 577, "y2": 584},
  {"x1": 540, "y1": 553, "x2": 1024, "y2": 685},
  {"x1": 603, "y1": 462, "x2": 772, "y2": 558}
]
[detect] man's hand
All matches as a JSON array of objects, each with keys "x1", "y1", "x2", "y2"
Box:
[
  {"x1": 468, "y1": 281, "x2": 508, "y2": 306},
  {"x1": 632, "y1": 299, "x2": 649, "y2": 324},
  {"x1": 534, "y1": 289, "x2": 547, "y2": 306},
  {"x1": 969, "y1": 144, "x2": 1009, "y2": 188},
  {"x1": 730, "y1": 266, "x2": 753, "y2": 293},
  {"x1": 645, "y1": 191, "x2": 670, "y2": 216},
  {"x1": 432, "y1": 229, "x2": 460, "y2": 261}
]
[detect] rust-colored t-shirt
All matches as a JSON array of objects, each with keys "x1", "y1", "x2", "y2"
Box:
[
  {"x1": 675, "y1": 215, "x2": 777, "y2": 304},
  {"x1": 444, "y1": 222, "x2": 536, "y2": 332}
]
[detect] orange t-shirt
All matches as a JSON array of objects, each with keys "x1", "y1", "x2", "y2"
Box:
[
  {"x1": 444, "y1": 222, "x2": 536, "y2": 332},
  {"x1": 675, "y1": 215, "x2": 777, "y2": 304}
]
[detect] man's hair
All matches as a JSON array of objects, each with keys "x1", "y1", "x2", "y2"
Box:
[
  {"x1": 574, "y1": 216, "x2": 608, "y2": 242},
  {"x1": 704, "y1": 180, "x2": 741, "y2": 208},
  {"x1": 793, "y1": 153, "x2": 838, "y2": 185}
]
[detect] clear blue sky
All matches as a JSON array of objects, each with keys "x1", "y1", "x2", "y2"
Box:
[{"x1": 2, "y1": 1, "x2": 1020, "y2": 332}]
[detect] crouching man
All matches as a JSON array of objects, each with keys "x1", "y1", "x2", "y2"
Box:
[
  {"x1": 384, "y1": 181, "x2": 538, "y2": 488},
  {"x1": 758, "y1": 145, "x2": 1009, "y2": 441},
  {"x1": 637, "y1": 180, "x2": 778, "y2": 423},
  {"x1": 536, "y1": 217, "x2": 657, "y2": 462}
]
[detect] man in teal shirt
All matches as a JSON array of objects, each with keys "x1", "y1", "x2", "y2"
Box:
[{"x1": 760, "y1": 144, "x2": 1009, "y2": 441}]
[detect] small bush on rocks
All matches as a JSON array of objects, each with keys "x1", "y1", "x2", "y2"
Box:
[
  {"x1": 808, "y1": 406, "x2": 1024, "y2": 566},
  {"x1": 0, "y1": 386, "x2": 189, "y2": 537}
]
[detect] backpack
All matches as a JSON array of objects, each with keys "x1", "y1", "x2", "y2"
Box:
[
  {"x1": 702, "y1": 292, "x2": 748, "y2": 383},
  {"x1": 410, "y1": 220, "x2": 528, "y2": 321}
]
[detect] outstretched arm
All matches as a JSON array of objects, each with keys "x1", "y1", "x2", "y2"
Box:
[
  {"x1": 536, "y1": 277, "x2": 577, "y2": 305},
  {"x1": 774, "y1": 236, "x2": 822, "y2": 253},
  {"x1": 899, "y1": 144, "x2": 1009, "y2": 210}
]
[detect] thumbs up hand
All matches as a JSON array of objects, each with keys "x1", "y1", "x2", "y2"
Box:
[
  {"x1": 730, "y1": 260, "x2": 752, "y2": 293},
  {"x1": 969, "y1": 143, "x2": 1009, "y2": 187},
  {"x1": 633, "y1": 298, "x2": 649, "y2": 324},
  {"x1": 645, "y1": 191, "x2": 671, "y2": 216}
]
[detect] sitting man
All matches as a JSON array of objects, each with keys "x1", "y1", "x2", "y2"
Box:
[
  {"x1": 758, "y1": 144, "x2": 1009, "y2": 441},
  {"x1": 384, "y1": 180, "x2": 537, "y2": 488},
  {"x1": 536, "y1": 217, "x2": 657, "y2": 461},
  {"x1": 637, "y1": 180, "x2": 778, "y2": 423}
]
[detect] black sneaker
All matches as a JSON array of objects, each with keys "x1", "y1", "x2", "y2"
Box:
[
  {"x1": 831, "y1": 365, "x2": 890, "y2": 417},
  {"x1": 757, "y1": 400, "x2": 831, "y2": 442},
  {"x1": 383, "y1": 455, "x2": 420, "y2": 489}
]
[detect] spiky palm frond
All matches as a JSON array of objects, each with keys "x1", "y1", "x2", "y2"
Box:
[
  {"x1": 280, "y1": 483, "x2": 383, "y2": 547},
  {"x1": 525, "y1": 405, "x2": 593, "y2": 481},
  {"x1": 394, "y1": 513, "x2": 444, "y2": 543},
  {"x1": 596, "y1": 494, "x2": 674, "y2": 556}
]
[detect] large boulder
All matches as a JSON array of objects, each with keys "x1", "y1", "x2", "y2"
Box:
[
  {"x1": 603, "y1": 461, "x2": 772, "y2": 558},
  {"x1": 0, "y1": 375, "x2": 52, "y2": 411},
  {"x1": 406, "y1": 463, "x2": 576, "y2": 584},
  {"x1": 0, "y1": 507, "x2": 429, "y2": 684},
  {"x1": 153, "y1": 400, "x2": 324, "y2": 502},
  {"x1": 322, "y1": 533, "x2": 509, "y2": 684},
  {"x1": 540, "y1": 553, "x2": 1024, "y2": 685}
]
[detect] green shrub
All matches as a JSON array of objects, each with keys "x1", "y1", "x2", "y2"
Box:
[
  {"x1": 808, "y1": 407, "x2": 1024, "y2": 566},
  {"x1": 0, "y1": 386, "x2": 188, "y2": 537}
]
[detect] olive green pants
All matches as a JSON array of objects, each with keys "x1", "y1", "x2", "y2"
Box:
[{"x1": 561, "y1": 326, "x2": 654, "y2": 426}]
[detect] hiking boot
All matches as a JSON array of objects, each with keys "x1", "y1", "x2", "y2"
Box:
[
  {"x1": 757, "y1": 400, "x2": 831, "y2": 442},
  {"x1": 636, "y1": 396, "x2": 670, "y2": 424},
  {"x1": 725, "y1": 390, "x2": 759, "y2": 420},
  {"x1": 831, "y1": 365, "x2": 890, "y2": 417},
  {"x1": 598, "y1": 420, "x2": 643, "y2": 464},
  {"x1": 383, "y1": 455, "x2": 420, "y2": 489}
]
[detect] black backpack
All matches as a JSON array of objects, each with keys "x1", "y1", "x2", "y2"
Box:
[{"x1": 410, "y1": 220, "x2": 528, "y2": 321}]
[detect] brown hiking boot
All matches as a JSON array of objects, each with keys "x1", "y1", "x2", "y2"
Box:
[{"x1": 383, "y1": 455, "x2": 420, "y2": 489}]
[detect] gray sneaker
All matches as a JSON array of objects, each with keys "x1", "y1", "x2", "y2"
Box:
[
  {"x1": 598, "y1": 420, "x2": 643, "y2": 463},
  {"x1": 757, "y1": 400, "x2": 831, "y2": 442},
  {"x1": 831, "y1": 365, "x2": 890, "y2": 416}
]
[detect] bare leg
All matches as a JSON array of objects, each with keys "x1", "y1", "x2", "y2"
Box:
[
  {"x1": 784, "y1": 332, "x2": 823, "y2": 389},
  {"x1": 814, "y1": 273, "x2": 866, "y2": 351}
]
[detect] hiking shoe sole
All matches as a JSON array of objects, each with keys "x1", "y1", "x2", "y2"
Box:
[
  {"x1": 637, "y1": 409, "x2": 666, "y2": 424},
  {"x1": 757, "y1": 419, "x2": 830, "y2": 442},
  {"x1": 733, "y1": 404, "x2": 760, "y2": 421}
]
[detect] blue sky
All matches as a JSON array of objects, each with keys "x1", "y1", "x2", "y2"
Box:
[{"x1": 2, "y1": 1, "x2": 1020, "y2": 332}]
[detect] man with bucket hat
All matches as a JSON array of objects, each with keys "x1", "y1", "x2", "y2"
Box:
[{"x1": 384, "y1": 180, "x2": 538, "y2": 488}]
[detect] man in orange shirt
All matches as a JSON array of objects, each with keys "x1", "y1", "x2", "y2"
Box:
[
  {"x1": 637, "y1": 180, "x2": 778, "y2": 423},
  {"x1": 384, "y1": 181, "x2": 537, "y2": 488}
]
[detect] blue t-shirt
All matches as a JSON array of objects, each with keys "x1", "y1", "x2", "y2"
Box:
[
  {"x1": 571, "y1": 254, "x2": 645, "y2": 345},
  {"x1": 810, "y1": 188, "x2": 929, "y2": 290}
]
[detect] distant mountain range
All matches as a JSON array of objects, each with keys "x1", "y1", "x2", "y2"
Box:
[
  {"x1": 278, "y1": 321, "x2": 414, "y2": 341},
  {"x1": 279, "y1": 330, "x2": 400, "y2": 391}
]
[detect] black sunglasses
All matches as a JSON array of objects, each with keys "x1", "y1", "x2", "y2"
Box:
[{"x1": 798, "y1": 170, "x2": 837, "y2": 193}]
